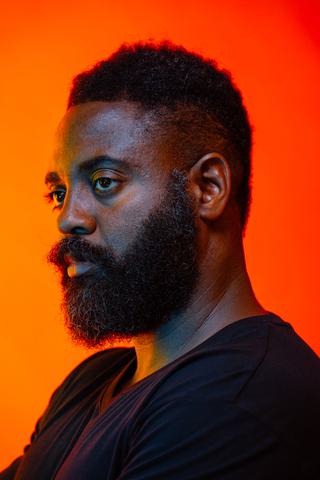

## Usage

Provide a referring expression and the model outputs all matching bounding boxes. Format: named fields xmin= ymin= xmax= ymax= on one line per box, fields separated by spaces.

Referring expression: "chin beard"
xmin=47 ymin=169 xmax=199 ymax=349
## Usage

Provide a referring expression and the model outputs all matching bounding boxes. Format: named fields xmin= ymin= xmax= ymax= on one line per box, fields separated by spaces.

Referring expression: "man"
xmin=1 ymin=41 xmax=319 ymax=479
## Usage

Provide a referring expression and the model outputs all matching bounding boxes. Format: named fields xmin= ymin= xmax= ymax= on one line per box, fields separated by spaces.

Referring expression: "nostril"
xmin=70 ymin=226 xmax=90 ymax=235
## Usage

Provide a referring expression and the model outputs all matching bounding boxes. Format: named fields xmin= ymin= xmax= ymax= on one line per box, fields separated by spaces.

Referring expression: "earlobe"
xmin=189 ymin=152 xmax=232 ymax=222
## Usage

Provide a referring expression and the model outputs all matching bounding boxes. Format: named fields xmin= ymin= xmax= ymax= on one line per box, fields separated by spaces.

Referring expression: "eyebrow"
xmin=44 ymin=171 xmax=62 ymax=186
xmin=44 ymin=155 xmax=134 ymax=186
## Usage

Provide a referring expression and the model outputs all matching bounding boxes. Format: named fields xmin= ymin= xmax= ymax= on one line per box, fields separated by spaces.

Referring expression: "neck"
xmin=127 ymin=242 xmax=267 ymax=385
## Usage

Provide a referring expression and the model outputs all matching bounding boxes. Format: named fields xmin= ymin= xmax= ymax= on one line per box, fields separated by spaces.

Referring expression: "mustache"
xmin=47 ymin=236 xmax=115 ymax=270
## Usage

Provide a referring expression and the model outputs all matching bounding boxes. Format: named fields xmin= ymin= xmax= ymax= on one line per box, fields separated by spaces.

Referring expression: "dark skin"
xmin=46 ymin=100 xmax=266 ymax=391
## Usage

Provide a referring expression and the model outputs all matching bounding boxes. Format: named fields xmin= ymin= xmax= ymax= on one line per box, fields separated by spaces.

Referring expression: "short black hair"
xmin=68 ymin=41 xmax=252 ymax=230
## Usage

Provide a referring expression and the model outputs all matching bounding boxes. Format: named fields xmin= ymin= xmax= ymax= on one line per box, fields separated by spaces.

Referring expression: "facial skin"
xmin=46 ymin=102 xmax=200 ymax=348
xmin=45 ymin=101 xmax=266 ymax=386
xmin=47 ymin=169 xmax=200 ymax=349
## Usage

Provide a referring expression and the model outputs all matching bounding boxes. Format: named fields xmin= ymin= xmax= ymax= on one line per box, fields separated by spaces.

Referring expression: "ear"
xmin=188 ymin=152 xmax=232 ymax=222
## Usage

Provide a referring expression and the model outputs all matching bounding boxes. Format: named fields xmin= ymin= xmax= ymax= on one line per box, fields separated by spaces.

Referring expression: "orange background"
xmin=1 ymin=0 xmax=319 ymax=469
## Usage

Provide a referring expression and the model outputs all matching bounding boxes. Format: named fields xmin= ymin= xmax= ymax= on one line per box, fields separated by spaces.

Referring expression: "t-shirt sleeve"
xmin=117 ymin=395 xmax=286 ymax=480
xmin=0 ymin=387 xmax=59 ymax=480
xmin=0 ymin=350 xmax=105 ymax=480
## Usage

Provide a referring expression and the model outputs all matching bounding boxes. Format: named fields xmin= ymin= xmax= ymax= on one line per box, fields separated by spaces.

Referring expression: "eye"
xmin=92 ymin=174 xmax=121 ymax=195
xmin=43 ymin=189 xmax=66 ymax=208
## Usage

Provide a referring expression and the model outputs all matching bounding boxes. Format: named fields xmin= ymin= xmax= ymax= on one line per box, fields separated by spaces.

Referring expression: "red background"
xmin=1 ymin=0 xmax=319 ymax=469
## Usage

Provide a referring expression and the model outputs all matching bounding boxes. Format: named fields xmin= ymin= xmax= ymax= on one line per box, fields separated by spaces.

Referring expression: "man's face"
xmin=46 ymin=101 xmax=199 ymax=348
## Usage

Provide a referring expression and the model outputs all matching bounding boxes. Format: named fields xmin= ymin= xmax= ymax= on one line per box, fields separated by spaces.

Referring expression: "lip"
xmin=64 ymin=255 xmax=96 ymax=278
xmin=67 ymin=262 xmax=96 ymax=278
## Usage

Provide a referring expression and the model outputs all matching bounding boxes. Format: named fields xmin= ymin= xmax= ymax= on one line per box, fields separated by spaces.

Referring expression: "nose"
xmin=57 ymin=188 xmax=97 ymax=236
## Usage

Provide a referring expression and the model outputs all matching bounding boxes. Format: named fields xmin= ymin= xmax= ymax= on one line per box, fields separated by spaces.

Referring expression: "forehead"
xmin=52 ymin=101 xmax=168 ymax=175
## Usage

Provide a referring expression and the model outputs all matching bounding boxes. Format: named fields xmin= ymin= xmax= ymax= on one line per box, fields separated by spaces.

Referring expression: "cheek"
xmin=97 ymin=186 xmax=161 ymax=256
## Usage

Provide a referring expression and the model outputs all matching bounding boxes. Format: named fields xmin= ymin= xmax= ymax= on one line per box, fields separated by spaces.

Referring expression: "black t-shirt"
xmin=1 ymin=313 xmax=320 ymax=479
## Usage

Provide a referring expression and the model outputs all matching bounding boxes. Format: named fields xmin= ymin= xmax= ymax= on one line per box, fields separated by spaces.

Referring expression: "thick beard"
xmin=47 ymin=169 xmax=199 ymax=349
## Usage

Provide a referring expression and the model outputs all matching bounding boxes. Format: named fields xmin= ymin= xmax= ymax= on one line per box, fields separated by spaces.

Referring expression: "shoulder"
xmin=149 ymin=313 xmax=319 ymax=402
xmin=235 ymin=313 xmax=320 ymax=409
xmin=135 ymin=313 xmax=320 ymax=442
xmin=235 ymin=314 xmax=320 ymax=431
xmin=127 ymin=315 xmax=320 ymax=477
